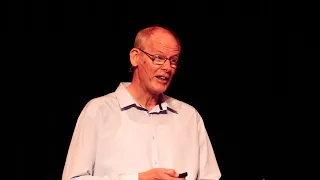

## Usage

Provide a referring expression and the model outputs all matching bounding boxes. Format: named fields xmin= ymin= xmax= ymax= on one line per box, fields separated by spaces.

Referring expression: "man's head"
xmin=129 ymin=25 xmax=181 ymax=95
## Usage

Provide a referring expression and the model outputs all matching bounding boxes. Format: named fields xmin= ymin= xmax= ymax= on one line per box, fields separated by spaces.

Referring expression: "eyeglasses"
xmin=138 ymin=48 xmax=181 ymax=69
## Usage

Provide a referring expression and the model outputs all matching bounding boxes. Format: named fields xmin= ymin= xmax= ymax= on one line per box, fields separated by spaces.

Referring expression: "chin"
xmin=154 ymin=86 xmax=169 ymax=94
xmin=151 ymin=81 xmax=171 ymax=94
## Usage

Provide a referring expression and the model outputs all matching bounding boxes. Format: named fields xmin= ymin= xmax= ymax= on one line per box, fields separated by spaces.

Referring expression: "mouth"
xmin=155 ymin=75 xmax=169 ymax=83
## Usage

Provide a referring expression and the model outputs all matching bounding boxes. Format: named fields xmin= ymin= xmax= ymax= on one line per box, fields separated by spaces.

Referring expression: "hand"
xmin=138 ymin=168 xmax=185 ymax=180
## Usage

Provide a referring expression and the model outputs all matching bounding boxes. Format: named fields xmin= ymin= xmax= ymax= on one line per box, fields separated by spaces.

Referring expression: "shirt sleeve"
xmin=61 ymin=100 xmax=139 ymax=180
xmin=69 ymin=173 xmax=138 ymax=180
xmin=196 ymin=112 xmax=222 ymax=180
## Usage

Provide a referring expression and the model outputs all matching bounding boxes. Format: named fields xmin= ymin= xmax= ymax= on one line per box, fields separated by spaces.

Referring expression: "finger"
xmin=165 ymin=169 xmax=178 ymax=177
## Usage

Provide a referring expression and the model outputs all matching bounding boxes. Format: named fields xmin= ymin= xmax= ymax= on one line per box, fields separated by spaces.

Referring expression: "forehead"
xmin=147 ymin=30 xmax=180 ymax=52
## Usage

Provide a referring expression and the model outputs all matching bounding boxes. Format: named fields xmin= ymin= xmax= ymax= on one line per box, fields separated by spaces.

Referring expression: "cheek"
xmin=151 ymin=66 xmax=162 ymax=75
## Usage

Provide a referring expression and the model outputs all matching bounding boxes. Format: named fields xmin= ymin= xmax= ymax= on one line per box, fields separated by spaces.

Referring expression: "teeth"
xmin=157 ymin=76 xmax=167 ymax=80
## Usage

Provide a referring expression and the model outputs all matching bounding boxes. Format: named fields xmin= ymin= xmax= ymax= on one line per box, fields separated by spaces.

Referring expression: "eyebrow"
xmin=154 ymin=50 xmax=179 ymax=57
xmin=154 ymin=50 xmax=165 ymax=54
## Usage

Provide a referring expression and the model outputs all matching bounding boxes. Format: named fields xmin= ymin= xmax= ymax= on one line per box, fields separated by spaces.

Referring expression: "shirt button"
xmin=154 ymin=161 xmax=157 ymax=165
xmin=152 ymin=136 xmax=155 ymax=140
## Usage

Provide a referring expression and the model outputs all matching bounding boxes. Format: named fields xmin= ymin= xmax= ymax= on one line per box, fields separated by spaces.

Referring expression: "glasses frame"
xmin=138 ymin=48 xmax=181 ymax=69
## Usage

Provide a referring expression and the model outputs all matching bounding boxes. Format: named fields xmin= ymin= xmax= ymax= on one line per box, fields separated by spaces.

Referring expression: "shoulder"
xmin=81 ymin=92 xmax=119 ymax=116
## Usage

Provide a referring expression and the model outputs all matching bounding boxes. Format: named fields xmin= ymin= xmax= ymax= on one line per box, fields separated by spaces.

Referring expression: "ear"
xmin=129 ymin=48 xmax=139 ymax=67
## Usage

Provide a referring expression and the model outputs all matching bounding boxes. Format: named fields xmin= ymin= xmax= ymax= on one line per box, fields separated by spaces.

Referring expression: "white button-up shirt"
xmin=62 ymin=82 xmax=221 ymax=180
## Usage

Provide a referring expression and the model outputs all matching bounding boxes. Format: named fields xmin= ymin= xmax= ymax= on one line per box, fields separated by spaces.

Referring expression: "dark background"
xmin=7 ymin=0 xmax=319 ymax=180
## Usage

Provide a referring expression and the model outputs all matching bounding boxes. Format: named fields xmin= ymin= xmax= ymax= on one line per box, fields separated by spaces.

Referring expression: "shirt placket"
xmin=148 ymin=112 xmax=159 ymax=168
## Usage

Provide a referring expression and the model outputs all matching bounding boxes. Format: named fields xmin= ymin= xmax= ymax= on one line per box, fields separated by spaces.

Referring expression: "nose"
xmin=161 ymin=59 xmax=172 ymax=71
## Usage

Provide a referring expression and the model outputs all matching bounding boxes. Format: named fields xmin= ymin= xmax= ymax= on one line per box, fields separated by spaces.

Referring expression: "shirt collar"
xmin=114 ymin=82 xmax=178 ymax=114
xmin=114 ymin=82 xmax=136 ymax=109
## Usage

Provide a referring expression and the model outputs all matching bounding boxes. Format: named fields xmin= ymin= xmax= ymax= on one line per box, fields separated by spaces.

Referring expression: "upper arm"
xmin=196 ymin=112 xmax=222 ymax=180
xmin=62 ymin=99 xmax=103 ymax=180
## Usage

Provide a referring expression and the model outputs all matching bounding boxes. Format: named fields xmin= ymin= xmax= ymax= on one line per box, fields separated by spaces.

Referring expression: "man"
xmin=62 ymin=25 xmax=221 ymax=180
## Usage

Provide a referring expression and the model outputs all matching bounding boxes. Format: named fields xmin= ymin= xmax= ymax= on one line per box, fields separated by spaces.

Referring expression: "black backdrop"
xmin=9 ymin=0 xmax=319 ymax=180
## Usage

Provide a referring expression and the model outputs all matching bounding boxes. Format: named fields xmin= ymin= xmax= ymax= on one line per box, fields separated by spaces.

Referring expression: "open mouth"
xmin=155 ymin=75 xmax=169 ymax=81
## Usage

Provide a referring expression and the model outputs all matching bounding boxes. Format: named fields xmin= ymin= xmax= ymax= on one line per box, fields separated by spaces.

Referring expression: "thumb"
xmin=165 ymin=169 xmax=179 ymax=177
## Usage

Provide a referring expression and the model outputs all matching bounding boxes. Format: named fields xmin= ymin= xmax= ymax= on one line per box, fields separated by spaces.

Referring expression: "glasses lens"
xmin=153 ymin=55 xmax=165 ymax=65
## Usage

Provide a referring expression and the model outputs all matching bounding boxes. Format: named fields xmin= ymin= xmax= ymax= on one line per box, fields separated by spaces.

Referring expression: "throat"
xmin=139 ymin=96 xmax=159 ymax=111
xmin=126 ymin=84 xmax=160 ymax=111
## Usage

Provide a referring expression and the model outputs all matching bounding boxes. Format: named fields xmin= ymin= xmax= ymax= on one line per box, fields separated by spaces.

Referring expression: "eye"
xmin=154 ymin=55 xmax=166 ymax=60
xmin=154 ymin=54 xmax=167 ymax=61
xmin=170 ymin=58 xmax=179 ymax=63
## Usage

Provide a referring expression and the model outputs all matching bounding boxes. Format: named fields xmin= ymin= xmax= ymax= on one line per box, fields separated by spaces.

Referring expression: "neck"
xmin=126 ymin=81 xmax=160 ymax=111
